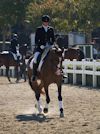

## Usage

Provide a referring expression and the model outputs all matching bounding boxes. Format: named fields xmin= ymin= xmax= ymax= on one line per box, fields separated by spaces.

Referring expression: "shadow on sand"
xmin=16 ymin=113 xmax=54 ymax=123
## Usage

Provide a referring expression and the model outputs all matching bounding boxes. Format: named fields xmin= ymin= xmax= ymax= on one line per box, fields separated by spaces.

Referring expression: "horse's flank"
xmin=0 ymin=53 xmax=16 ymax=67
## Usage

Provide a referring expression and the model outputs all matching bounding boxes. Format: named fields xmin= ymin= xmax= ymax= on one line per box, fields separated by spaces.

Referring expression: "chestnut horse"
xmin=0 ymin=44 xmax=27 ymax=82
xmin=55 ymin=35 xmax=84 ymax=61
xmin=64 ymin=47 xmax=84 ymax=61
xmin=27 ymin=47 xmax=64 ymax=117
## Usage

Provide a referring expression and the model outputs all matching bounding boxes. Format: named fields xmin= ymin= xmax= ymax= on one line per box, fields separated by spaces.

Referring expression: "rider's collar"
xmin=42 ymin=25 xmax=49 ymax=32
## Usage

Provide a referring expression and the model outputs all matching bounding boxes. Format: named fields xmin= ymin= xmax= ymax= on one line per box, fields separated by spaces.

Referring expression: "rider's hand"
xmin=40 ymin=45 xmax=45 ymax=49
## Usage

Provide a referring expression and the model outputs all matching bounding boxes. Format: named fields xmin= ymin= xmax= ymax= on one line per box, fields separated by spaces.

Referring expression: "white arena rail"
xmin=0 ymin=66 xmax=15 ymax=78
xmin=63 ymin=59 xmax=100 ymax=87
xmin=0 ymin=59 xmax=100 ymax=87
xmin=0 ymin=59 xmax=28 ymax=78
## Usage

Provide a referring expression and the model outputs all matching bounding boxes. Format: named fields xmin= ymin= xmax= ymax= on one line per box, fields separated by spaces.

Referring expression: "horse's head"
xmin=19 ymin=44 xmax=28 ymax=56
xmin=51 ymin=46 xmax=63 ymax=57
xmin=47 ymin=47 xmax=63 ymax=71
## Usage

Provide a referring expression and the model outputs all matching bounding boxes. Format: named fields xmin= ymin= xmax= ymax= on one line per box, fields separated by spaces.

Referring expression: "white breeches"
xmin=34 ymin=51 xmax=40 ymax=63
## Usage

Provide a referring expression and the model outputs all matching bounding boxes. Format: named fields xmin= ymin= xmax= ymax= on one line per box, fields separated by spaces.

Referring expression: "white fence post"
xmin=11 ymin=67 xmax=15 ymax=78
xmin=90 ymin=45 xmax=93 ymax=59
xmin=3 ymin=69 xmax=6 ymax=76
xmin=62 ymin=59 xmax=100 ymax=87
xmin=63 ymin=59 xmax=68 ymax=83
xmin=0 ymin=67 xmax=15 ymax=78
xmin=73 ymin=59 xmax=77 ymax=84
xmin=93 ymin=60 xmax=97 ymax=87
xmin=82 ymin=59 xmax=86 ymax=86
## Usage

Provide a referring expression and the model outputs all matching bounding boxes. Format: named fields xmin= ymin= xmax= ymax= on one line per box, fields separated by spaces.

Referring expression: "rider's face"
xmin=43 ymin=21 xmax=49 ymax=26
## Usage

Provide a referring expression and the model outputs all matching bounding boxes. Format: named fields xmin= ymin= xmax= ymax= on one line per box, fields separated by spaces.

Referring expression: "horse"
xmin=64 ymin=47 xmax=85 ymax=61
xmin=0 ymin=44 xmax=28 ymax=82
xmin=55 ymin=35 xmax=84 ymax=61
xmin=27 ymin=46 xmax=64 ymax=117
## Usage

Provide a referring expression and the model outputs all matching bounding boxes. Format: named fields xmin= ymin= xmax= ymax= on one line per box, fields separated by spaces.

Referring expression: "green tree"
xmin=0 ymin=0 xmax=33 ymax=48
xmin=0 ymin=0 xmax=99 ymax=47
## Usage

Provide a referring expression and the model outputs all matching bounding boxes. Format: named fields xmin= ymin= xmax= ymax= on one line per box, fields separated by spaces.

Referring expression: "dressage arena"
xmin=0 ymin=77 xmax=100 ymax=134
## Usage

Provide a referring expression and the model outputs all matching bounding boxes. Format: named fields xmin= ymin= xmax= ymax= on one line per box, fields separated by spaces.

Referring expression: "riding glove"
xmin=40 ymin=45 xmax=45 ymax=49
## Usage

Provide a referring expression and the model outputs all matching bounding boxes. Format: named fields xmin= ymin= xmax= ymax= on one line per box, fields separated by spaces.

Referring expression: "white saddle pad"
xmin=29 ymin=57 xmax=35 ymax=69
xmin=11 ymin=52 xmax=22 ymax=60
xmin=1 ymin=51 xmax=9 ymax=54
xmin=37 ymin=46 xmax=51 ymax=72
xmin=29 ymin=46 xmax=51 ymax=71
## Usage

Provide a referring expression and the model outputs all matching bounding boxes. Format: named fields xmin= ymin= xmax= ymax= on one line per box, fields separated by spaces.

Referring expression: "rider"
xmin=10 ymin=33 xmax=20 ymax=61
xmin=32 ymin=15 xmax=55 ymax=81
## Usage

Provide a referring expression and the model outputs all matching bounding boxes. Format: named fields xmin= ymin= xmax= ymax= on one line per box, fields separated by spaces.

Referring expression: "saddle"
xmin=1 ymin=51 xmax=9 ymax=54
xmin=29 ymin=46 xmax=52 ymax=71
xmin=9 ymin=51 xmax=22 ymax=61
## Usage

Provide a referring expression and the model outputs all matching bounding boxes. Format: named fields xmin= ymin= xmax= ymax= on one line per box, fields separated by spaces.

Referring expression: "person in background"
xmin=10 ymin=33 xmax=18 ymax=54
xmin=10 ymin=33 xmax=20 ymax=62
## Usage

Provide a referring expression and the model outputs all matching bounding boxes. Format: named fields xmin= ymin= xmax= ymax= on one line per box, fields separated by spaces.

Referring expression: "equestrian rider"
xmin=10 ymin=33 xmax=20 ymax=62
xmin=32 ymin=15 xmax=55 ymax=81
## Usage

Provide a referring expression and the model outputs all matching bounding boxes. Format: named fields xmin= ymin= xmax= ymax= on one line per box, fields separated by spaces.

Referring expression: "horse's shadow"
xmin=16 ymin=113 xmax=54 ymax=123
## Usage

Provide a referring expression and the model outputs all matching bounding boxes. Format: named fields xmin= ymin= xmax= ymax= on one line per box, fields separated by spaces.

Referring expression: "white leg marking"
xmin=59 ymin=101 xmax=63 ymax=109
xmin=37 ymin=99 xmax=42 ymax=114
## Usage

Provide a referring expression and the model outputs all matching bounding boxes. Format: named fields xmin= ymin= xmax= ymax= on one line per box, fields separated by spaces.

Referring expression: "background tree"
xmin=0 ymin=0 xmax=33 ymax=48
xmin=0 ymin=0 xmax=100 ymax=48
xmin=26 ymin=0 xmax=100 ymax=34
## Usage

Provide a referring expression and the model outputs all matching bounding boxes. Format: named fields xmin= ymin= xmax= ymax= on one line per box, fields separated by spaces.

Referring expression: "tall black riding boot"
xmin=32 ymin=63 xmax=38 ymax=81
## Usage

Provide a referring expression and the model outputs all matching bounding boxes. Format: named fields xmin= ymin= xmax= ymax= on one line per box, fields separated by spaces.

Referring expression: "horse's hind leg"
xmin=15 ymin=66 xmax=20 ymax=83
xmin=44 ymin=87 xmax=50 ymax=113
xmin=57 ymin=84 xmax=64 ymax=117
xmin=35 ymin=91 xmax=42 ymax=114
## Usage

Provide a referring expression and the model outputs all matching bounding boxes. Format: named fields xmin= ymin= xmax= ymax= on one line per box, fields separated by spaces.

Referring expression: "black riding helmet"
xmin=42 ymin=15 xmax=50 ymax=22
xmin=12 ymin=33 xmax=18 ymax=39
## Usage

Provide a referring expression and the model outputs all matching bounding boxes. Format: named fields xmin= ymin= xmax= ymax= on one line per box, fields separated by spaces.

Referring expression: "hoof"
xmin=8 ymin=79 xmax=11 ymax=82
xmin=43 ymin=108 xmax=48 ymax=113
xmin=16 ymin=80 xmax=19 ymax=83
xmin=60 ymin=112 xmax=64 ymax=118
xmin=24 ymin=79 xmax=26 ymax=82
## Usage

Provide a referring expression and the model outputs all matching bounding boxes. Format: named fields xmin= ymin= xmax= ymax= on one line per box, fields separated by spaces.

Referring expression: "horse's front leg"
xmin=35 ymin=91 xmax=42 ymax=114
xmin=44 ymin=87 xmax=50 ymax=113
xmin=6 ymin=67 xmax=11 ymax=82
xmin=15 ymin=66 xmax=20 ymax=83
xmin=58 ymin=84 xmax=64 ymax=117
